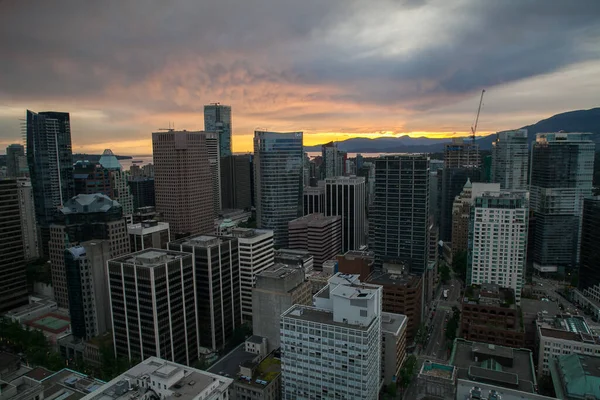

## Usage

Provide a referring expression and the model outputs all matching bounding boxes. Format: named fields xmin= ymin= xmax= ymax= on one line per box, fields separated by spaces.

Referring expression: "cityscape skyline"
xmin=1 ymin=1 xmax=599 ymax=154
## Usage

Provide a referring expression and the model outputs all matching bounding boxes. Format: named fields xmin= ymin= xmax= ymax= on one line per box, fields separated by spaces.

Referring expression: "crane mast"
xmin=471 ymin=89 xmax=485 ymax=144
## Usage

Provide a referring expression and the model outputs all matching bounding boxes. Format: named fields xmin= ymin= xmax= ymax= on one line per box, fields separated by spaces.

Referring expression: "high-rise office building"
xmin=73 ymin=160 xmax=113 ymax=197
xmin=204 ymin=103 xmax=232 ymax=157
xmin=17 ymin=178 xmax=39 ymax=260
xmin=128 ymin=220 xmax=171 ymax=251
xmin=370 ymin=155 xmax=429 ymax=273
xmin=321 ymin=142 xmax=345 ymax=178
xmin=530 ymin=133 xmax=595 ymax=274
xmin=0 ymin=179 xmax=28 ymax=313
xmin=280 ymin=273 xmax=382 ymax=399
xmin=98 ymin=149 xmax=134 ymax=218
xmin=49 ymin=193 xmax=130 ymax=308
xmin=108 ymin=249 xmax=198 ymax=365
xmin=578 ymin=197 xmax=600 ymax=301
xmin=252 ymin=264 xmax=311 ymax=352
xmin=128 ymin=176 xmax=155 ymax=209
xmin=152 ymin=130 xmax=214 ymax=237
xmin=65 ymin=240 xmax=111 ymax=339
xmin=254 ymin=131 xmax=303 ymax=248
xmin=203 ymin=132 xmax=222 ymax=214
xmin=220 ymin=154 xmax=252 ymax=210
xmin=491 ymin=129 xmax=529 ymax=190
xmin=6 ymin=144 xmax=26 ymax=178
xmin=325 ymin=176 xmax=366 ymax=253
xmin=303 ymin=182 xmax=325 ymax=216
xmin=288 ymin=213 xmax=342 ymax=268
xmin=227 ymin=228 xmax=274 ymax=322
xmin=357 ymin=161 xmax=376 ymax=207
xmin=467 ymin=191 xmax=529 ymax=304
xmin=451 ymin=181 xmax=500 ymax=255
xmin=444 ymin=138 xmax=480 ymax=168
xmin=439 ymin=167 xmax=481 ymax=242
xmin=26 ymin=110 xmax=75 ymax=257
xmin=168 ymin=235 xmax=241 ymax=351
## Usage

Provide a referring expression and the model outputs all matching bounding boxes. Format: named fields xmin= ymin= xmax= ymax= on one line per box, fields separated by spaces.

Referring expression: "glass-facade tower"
xmin=491 ymin=129 xmax=529 ymax=190
xmin=254 ymin=131 xmax=303 ymax=248
xmin=204 ymin=103 xmax=232 ymax=157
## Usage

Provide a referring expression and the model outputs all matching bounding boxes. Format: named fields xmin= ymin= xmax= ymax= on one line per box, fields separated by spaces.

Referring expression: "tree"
xmin=415 ymin=323 xmax=428 ymax=346
xmin=398 ymin=355 xmax=417 ymax=388
xmin=387 ymin=383 xmax=397 ymax=397
xmin=440 ymin=264 xmax=451 ymax=284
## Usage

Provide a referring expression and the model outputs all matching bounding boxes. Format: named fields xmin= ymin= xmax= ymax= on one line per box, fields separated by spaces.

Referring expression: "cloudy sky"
xmin=1 ymin=0 xmax=599 ymax=154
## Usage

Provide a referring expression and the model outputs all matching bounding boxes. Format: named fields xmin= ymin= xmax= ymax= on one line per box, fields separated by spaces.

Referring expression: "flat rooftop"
xmin=520 ymin=298 xmax=560 ymax=317
xmin=463 ymin=283 xmax=516 ymax=309
xmin=207 ymin=343 xmax=258 ymax=379
xmin=113 ymin=249 xmax=190 ymax=267
xmin=275 ymin=249 xmax=313 ymax=261
xmin=176 ymin=235 xmax=224 ymax=248
xmin=3 ymin=297 xmax=56 ymax=319
xmin=420 ymin=362 xmax=455 ymax=380
xmin=84 ymin=357 xmax=232 ymax=400
xmin=228 ymin=227 xmax=272 ymax=239
xmin=289 ymin=213 xmax=340 ymax=227
xmin=538 ymin=314 xmax=600 ymax=344
xmin=26 ymin=313 xmax=70 ymax=334
xmin=127 ymin=221 xmax=169 ymax=235
xmin=282 ymin=305 xmax=374 ymax=330
xmin=42 ymin=369 xmax=105 ymax=400
xmin=367 ymin=270 xmax=421 ymax=287
xmin=450 ymin=339 xmax=536 ymax=393
xmin=381 ymin=312 xmax=407 ymax=335
xmin=257 ymin=263 xmax=300 ymax=279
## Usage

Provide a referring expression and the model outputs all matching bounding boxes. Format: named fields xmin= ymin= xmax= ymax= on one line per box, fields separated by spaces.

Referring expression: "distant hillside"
xmin=304 ymin=107 xmax=600 ymax=153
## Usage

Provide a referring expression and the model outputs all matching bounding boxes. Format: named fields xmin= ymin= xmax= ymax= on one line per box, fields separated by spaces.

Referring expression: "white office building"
xmin=325 ymin=176 xmax=366 ymax=253
xmin=491 ymin=129 xmax=529 ymax=190
xmin=81 ymin=357 xmax=233 ymax=400
xmin=468 ymin=191 xmax=529 ymax=304
xmin=280 ymin=273 xmax=382 ymax=400
xmin=228 ymin=228 xmax=274 ymax=322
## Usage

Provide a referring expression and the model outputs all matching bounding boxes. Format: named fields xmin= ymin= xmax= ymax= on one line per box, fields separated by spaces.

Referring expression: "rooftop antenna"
xmin=158 ymin=121 xmax=175 ymax=131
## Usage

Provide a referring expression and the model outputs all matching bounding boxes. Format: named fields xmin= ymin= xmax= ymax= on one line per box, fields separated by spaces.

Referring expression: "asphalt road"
xmin=421 ymin=276 xmax=462 ymax=360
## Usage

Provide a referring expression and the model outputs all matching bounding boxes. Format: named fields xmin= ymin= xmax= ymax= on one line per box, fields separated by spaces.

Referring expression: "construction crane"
xmin=158 ymin=122 xmax=175 ymax=131
xmin=471 ymin=89 xmax=486 ymax=145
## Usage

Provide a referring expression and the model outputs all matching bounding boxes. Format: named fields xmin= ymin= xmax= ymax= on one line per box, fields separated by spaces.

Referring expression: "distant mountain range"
xmin=304 ymin=107 xmax=600 ymax=153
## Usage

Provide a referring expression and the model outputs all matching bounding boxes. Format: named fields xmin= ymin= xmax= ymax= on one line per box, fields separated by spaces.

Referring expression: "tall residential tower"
xmin=491 ymin=129 xmax=529 ymax=190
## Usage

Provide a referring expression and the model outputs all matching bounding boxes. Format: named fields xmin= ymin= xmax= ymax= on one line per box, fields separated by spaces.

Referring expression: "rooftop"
xmin=42 ymin=368 xmax=105 ymax=400
xmin=537 ymin=314 xmax=600 ymax=344
xmin=463 ymin=283 xmax=516 ymax=309
xmin=419 ymin=361 xmax=456 ymax=380
xmin=340 ymin=250 xmax=374 ymax=261
xmin=282 ymin=305 xmax=374 ymax=330
xmin=449 ymin=339 xmax=536 ymax=393
xmin=61 ymin=194 xmax=121 ymax=215
xmin=236 ymin=355 xmax=282 ymax=388
xmin=257 ymin=263 xmax=300 ymax=280
xmin=127 ymin=220 xmax=169 ymax=235
xmin=289 ymin=213 xmax=341 ymax=227
xmin=26 ymin=313 xmax=70 ymax=334
xmin=173 ymin=235 xmax=229 ymax=248
xmin=228 ymin=227 xmax=273 ymax=239
xmin=550 ymin=353 xmax=600 ymax=400
xmin=83 ymin=357 xmax=232 ymax=400
xmin=381 ymin=312 xmax=407 ymax=335
xmin=367 ymin=270 xmax=421 ymax=288
xmin=207 ymin=343 xmax=259 ymax=379
xmin=3 ymin=296 xmax=57 ymax=320
xmin=275 ymin=248 xmax=313 ymax=262
xmin=112 ymin=249 xmax=190 ymax=268
xmin=520 ymin=298 xmax=560 ymax=318
xmin=98 ymin=149 xmax=122 ymax=170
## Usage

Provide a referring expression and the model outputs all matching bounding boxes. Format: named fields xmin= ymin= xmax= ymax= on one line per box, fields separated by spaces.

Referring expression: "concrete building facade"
xmin=381 ymin=312 xmax=407 ymax=386
xmin=221 ymin=154 xmax=252 ymax=211
xmin=280 ymin=274 xmax=382 ymax=400
xmin=128 ymin=220 xmax=171 ymax=251
xmin=17 ymin=178 xmax=39 ymax=260
xmin=108 ymin=249 xmax=199 ymax=365
xmin=169 ymin=235 xmax=241 ymax=351
xmin=325 ymin=176 xmax=366 ymax=253
xmin=336 ymin=250 xmax=374 ymax=281
xmin=252 ymin=264 xmax=311 ymax=352
xmin=228 ymin=228 xmax=274 ymax=322
xmin=152 ymin=130 xmax=214 ymax=237
xmin=288 ymin=213 xmax=342 ymax=269
xmin=491 ymin=129 xmax=529 ymax=190
xmin=303 ymin=183 xmax=325 ymax=216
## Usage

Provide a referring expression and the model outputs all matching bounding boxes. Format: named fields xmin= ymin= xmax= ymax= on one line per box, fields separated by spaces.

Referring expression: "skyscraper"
xmin=6 ymin=144 xmax=25 ymax=178
xmin=444 ymin=138 xmax=480 ymax=168
xmin=204 ymin=103 xmax=232 ymax=157
xmin=220 ymin=155 xmax=252 ymax=210
xmin=98 ymin=149 xmax=134 ymax=218
xmin=321 ymin=142 xmax=344 ymax=178
xmin=152 ymin=130 xmax=214 ymax=237
xmin=49 ymin=193 xmax=130 ymax=308
xmin=530 ymin=133 xmax=595 ymax=274
xmin=202 ymin=132 xmax=222 ymax=214
xmin=303 ymin=182 xmax=325 ymax=216
xmin=370 ymin=155 xmax=429 ymax=273
xmin=65 ymin=240 xmax=111 ymax=339
xmin=467 ymin=191 xmax=529 ymax=304
xmin=325 ymin=176 xmax=366 ymax=253
xmin=439 ymin=167 xmax=481 ymax=242
xmin=288 ymin=213 xmax=342 ymax=268
xmin=17 ymin=178 xmax=39 ymax=260
xmin=128 ymin=176 xmax=155 ymax=209
xmin=254 ymin=131 xmax=303 ymax=248
xmin=578 ymin=197 xmax=600 ymax=301
xmin=168 ymin=235 xmax=241 ymax=351
xmin=280 ymin=273 xmax=382 ymax=400
xmin=26 ymin=110 xmax=75 ymax=257
xmin=228 ymin=228 xmax=274 ymax=322
xmin=108 ymin=249 xmax=198 ymax=365
xmin=0 ymin=179 xmax=28 ymax=313
xmin=491 ymin=129 xmax=529 ymax=190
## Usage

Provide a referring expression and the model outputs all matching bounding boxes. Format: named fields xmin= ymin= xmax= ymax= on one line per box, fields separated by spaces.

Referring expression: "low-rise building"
xmin=288 ymin=213 xmax=342 ymax=269
xmin=416 ymin=361 xmax=457 ymax=400
xmin=81 ymin=357 xmax=233 ymax=400
xmin=461 ymin=284 xmax=525 ymax=348
xmin=367 ymin=270 xmax=422 ymax=341
xmin=128 ymin=220 xmax=171 ymax=251
xmin=40 ymin=368 xmax=106 ymax=400
xmin=336 ymin=250 xmax=374 ymax=281
xmin=231 ymin=353 xmax=282 ymax=400
xmin=3 ymin=296 xmax=58 ymax=324
xmin=520 ymin=299 xmax=560 ymax=350
xmin=381 ymin=312 xmax=407 ymax=386
xmin=25 ymin=312 xmax=71 ymax=349
xmin=536 ymin=314 xmax=600 ymax=377
xmin=449 ymin=338 xmax=539 ymax=394
xmin=274 ymin=249 xmax=314 ymax=274
xmin=549 ymin=353 xmax=600 ymax=400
